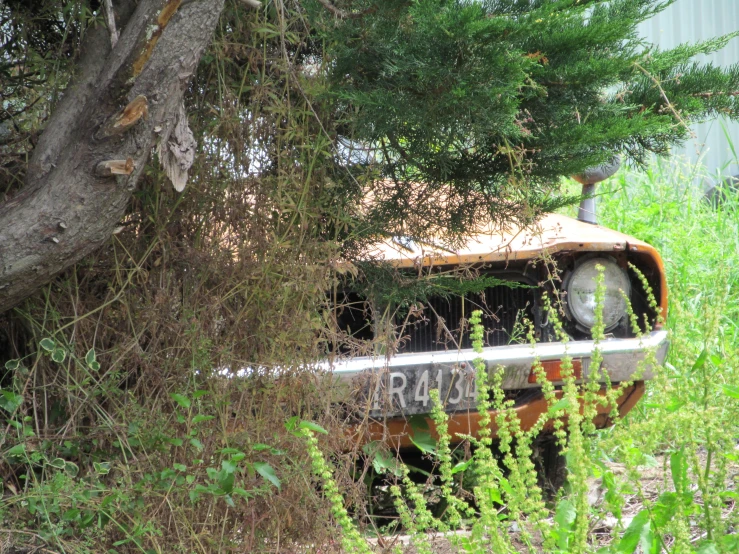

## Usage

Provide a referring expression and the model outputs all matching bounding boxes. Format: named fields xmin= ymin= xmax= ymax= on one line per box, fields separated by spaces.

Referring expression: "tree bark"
xmin=0 ymin=0 xmax=226 ymax=313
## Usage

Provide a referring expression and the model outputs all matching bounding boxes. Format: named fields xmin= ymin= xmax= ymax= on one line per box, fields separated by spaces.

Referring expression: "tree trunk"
xmin=0 ymin=0 xmax=226 ymax=313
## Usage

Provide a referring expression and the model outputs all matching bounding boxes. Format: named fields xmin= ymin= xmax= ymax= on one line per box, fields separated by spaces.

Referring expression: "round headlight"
xmin=565 ymin=257 xmax=630 ymax=331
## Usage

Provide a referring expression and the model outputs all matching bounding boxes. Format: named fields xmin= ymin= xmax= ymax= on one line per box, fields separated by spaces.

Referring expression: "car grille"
xmin=395 ymin=281 xmax=537 ymax=353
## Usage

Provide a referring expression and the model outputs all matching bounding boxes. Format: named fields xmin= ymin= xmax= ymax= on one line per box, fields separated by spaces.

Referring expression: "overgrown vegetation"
xmin=2 ymin=0 xmax=739 ymax=552
xmin=304 ymin=158 xmax=739 ymax=553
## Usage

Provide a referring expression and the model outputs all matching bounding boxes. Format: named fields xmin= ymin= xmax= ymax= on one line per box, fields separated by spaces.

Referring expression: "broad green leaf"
xmin=224 ymin=495 xmax=236 ymax=508
xmin=4 ymin=359 xmax=20 ymax=370
xmin=39 ymin=338 xmax=55 ymax=352
xmin=170 ymin=393 xmax=191 ymax=409
xmin=173 ymin=463 xmax=187 ymax=472
xmin=408 ymin=414 xmax=431 ymax=433
xmin=220 ymin=447 xmax=241 ymax=455
xmin=616 ymin=509 xmax=651 ymax=553
xmin=7 ymin=443 xmax=26 ymax=456
xmin=488 ymin=487 xmax=502 ymax=505
xmin=722 ymin=384 xmax=739 ymax=399
xmin=218 ymin=471 xmax=235 ymax=494
xmin=252 ymin=443 xmax=271 ymax=451
xmin=63 ymin=508 xmax=81 ymax=521
xmin=51 ymin=348 xmax=66 ymax=363
xmin=298 ymin=420 xmax=328 ymax=434
xmin=189 ymin=438 xmax=204 ymax=451
xmin=192 ymin=390 xmax=209 ymax=399
xmin=409 ymin=430 xmax=436 ymax=454
xmin=94 ymin=461 xmax=111 ymax=475
xmin=695 ymin=541 xmax=720 ymax=554
xmin=222 ymin=459 xmax=237 ymax=474
xmin=254 ymin=461 xmax=280 ymax=489
xmin=85 ymin=349 xmax=96 ymax=366
xmin=554 ymin=499 xmax=576 ymax=549
xmin=192 ymin=414 xmax=214 ymax=424
xmin=0 ymin=390 xmax=23 ymax=412
xmin=554 ymin=499 xmax=576 ymax=529
xmin=64 ymin=461 xmax=79 ymax=477
xmin=89 ymin=361 xmax=101 ymax=371
xmin=48 ymin=457 xmax=66 ymax=469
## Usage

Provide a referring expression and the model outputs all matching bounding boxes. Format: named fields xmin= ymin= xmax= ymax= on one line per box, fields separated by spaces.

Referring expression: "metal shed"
xmin=638 ymin=0 xmax=739 ymax=182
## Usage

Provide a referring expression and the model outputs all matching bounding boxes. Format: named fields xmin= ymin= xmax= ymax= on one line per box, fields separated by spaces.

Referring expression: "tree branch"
xmin=0 ymin=0 xmax=227 ymax=313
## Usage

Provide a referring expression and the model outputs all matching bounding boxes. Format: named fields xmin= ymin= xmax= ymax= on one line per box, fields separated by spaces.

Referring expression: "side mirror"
xmin=572 ymin=155 xmax=621 ymax=225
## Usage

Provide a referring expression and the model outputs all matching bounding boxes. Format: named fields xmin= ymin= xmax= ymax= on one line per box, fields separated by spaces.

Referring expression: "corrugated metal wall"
xmin=637 ymin=0 xmax=739 ymax=183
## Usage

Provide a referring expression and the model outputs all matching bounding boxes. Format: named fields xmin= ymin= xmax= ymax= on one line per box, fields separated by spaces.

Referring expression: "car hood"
xmin=367 ymin=213 xmax=657 ymax=268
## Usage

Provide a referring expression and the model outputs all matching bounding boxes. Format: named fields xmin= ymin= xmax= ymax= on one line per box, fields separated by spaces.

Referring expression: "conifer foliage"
xmin=311 ymin=0 xmax=739 ymax=236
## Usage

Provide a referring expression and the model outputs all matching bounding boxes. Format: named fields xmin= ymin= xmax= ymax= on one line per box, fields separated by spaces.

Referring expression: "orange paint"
xmin=528 ymin=359 xmax=582 ymax=384
xmin=354 ymin=382 xmax=645 ymax=450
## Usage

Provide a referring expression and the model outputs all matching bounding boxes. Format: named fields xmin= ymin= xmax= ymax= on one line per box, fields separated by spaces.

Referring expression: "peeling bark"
xmin=0 ymin=0 xmax=226 ymax=313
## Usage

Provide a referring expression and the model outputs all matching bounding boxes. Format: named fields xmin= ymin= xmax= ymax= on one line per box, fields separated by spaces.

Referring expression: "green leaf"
xmin=548 ymin=397 xmax=571 ymax=414
xmin=89 ymin=361 xmax=101 ymax=371
xmin=48 ymin=457 xmax=66 ymax=469
xmin=4 ymin=359 xmax=20 ymax=370
xmin=690 ymin=348 xmax=708 ymax=374
xmin=64 ymin=461 xmax=80 ymax=477
xmin=220 ymin=447 xmax=242 ymax=455
xmin=192 ymin=414 xmax=214 ymax=424
xmin=254 ymin=461 xmax=280 ymax=489
xmin=222 ymin=460 xmax=237 ymax=474
xmin=170 ymin=393 xmax=191 ymax=409
xmin=670 ymin=450 xmax=687 ymax=491
xmin=616 ymin=509 xmax=651 ymax=553
xmin=94 ymin=461 xmax=111 ymax=475
xmin=0 ymin=390 xmax=23 ymax=412
xmin=218 ymin=471 xmax=235 ymax=494
xmin=298 ymin=420 xmax=328 ymax=434
xmin=409 ymin=430 xmax=436 ymax=454
xmin=252 ymin=443 xmax=271 ymax=451
xmin=173 ymin=463 xmax=187 ymax=472
xmin=284 ymin=415 xmax=300 ymax=431
xmin=554 ymin=499 xmax=576 ymax=529
xmin=39 ymin=338 xmax=55 ymax=352
xmin=85 ymin=348 xmax=96 ymax=366
xmin=192 ymin=390 xmax=209 ymax=399
xmin=722 ymin=384 xmax=739 ymax=399
xmin=695 ymin=541 xmax=720 ymax=554
xmin=7 ymin=443 xmax=25 ymax=456
xmin=224 ymin=495 xmax=236 ymax=508
xmin=189 ymin=438 xmax=204 ymax=451
xmin=408 ymin=414 xmax=430 ymax=433
xmin=451 ymin=458 xmax=474 ymax=474
xmin=63 ymin=508 xmax=81 ymax=521
xmin=553 ymin=499 xmax=576 ymax=549
xmin=51 ymin=348 xmax=66 ymax=363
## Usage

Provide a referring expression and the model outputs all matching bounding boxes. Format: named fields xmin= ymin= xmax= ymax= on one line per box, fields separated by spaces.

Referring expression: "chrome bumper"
xmin=323 ymin=330 xmax=668 ymax=394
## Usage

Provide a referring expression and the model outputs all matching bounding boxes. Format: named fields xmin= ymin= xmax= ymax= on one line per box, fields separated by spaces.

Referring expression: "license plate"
xmin=366 ymin=365 xmax=479 ymax=417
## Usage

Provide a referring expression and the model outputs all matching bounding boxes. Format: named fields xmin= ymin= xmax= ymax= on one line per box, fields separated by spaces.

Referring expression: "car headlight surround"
xmin=564 ymin=257 xmax=631 ymax=332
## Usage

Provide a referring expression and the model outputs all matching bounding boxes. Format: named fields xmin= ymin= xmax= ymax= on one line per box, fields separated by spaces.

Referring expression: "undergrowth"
xmin=302 ymin=156 xmax=739 ymax=554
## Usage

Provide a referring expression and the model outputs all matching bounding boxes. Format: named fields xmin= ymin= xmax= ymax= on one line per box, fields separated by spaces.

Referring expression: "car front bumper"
xmin=324 ymin=330 xmax=669 ymax=418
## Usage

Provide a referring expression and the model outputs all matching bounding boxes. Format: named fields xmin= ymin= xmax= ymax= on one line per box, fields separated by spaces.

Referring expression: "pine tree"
xmin=310 ymin=0 xmax=739 ymax=239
